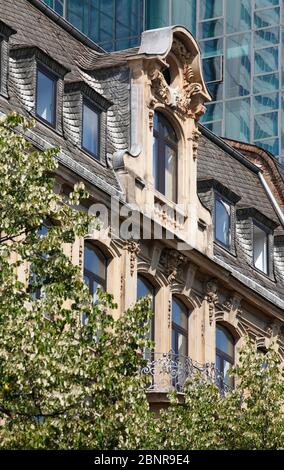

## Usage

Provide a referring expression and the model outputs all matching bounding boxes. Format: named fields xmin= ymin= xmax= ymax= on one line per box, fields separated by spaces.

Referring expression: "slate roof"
xmin=0 ymin=0 xmax=130 ymax=192
xmin=197 ymin=126 xmax=284 ymax=301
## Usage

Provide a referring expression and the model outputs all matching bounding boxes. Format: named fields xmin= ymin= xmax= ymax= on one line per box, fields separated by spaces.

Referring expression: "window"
xmin=137 ymin=275 xmax=155 ymax=342
xmin=216 ymin=325 xmax=234 ymax=390
xmin=253 ymin=223 xmax=268 ymax=274
xmin=153 ymin=112 xmax=178 ymax=202
xmin=36 ymin=65 xmax=57 ymax=126
xmin=83 ymin=242 xmax=107 ymax=303
xmin=215 ymin=196 xmax=231 ymax=248
xmin=82 ymin=100 xmax=100 ymax=158
xmin=171 ymin=297 xmax=188 ymax=358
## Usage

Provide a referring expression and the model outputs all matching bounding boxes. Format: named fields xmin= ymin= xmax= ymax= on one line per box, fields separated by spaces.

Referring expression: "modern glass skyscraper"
xmin=41 ymin=0 xmax=284 ymax=162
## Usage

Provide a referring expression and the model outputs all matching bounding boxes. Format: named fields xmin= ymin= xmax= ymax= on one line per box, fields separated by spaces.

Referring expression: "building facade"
xmin=39 ymin=0 xmax=284 ymax=162
xmin=1 ymin=0 xmax=284 ymax=411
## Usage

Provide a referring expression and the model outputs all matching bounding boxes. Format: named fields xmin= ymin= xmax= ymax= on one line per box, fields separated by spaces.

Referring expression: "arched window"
xmin=172 ymin=297 xmax=188 ymax=358
xmin=153 ymin=112 xmax=178 ymax=202
xmin=216 ymin=325 xmax=234 ymax=389
xmin=137 ymin=275 xmax=155 ymax=342
xmin=84 ymin=242 xmax=107 ymax=303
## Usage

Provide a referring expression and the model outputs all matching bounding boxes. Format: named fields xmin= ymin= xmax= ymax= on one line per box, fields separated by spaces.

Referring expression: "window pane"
xmin=216 ymin=326 xmax=234 ymax=358
xmin=200 ymin=38 xmax=223 ymax=58
xmin=200 ymin=0 xmax=223 ymax=20
xmin=203 ymin=101 xmax=223 ymax=122
xmin=165 ymin=145 xmax=177 ymax=202
xmin=177 ymin=332 xmax=187 ymax=356
xmin=207 ymin=82 xmax=223 ymax=101
xmin=84 ymin=244 xmax=106 ymax=280
xmin=146 ymin=0 xmax=169 ymax=28
xmin=172 ymin=0 xmax=197 ymax=37
xmin=36 ymin=69 xmax=56 ymax=125
xmin=203 ymin=121 xmax=223 ymax=135
xmin=254 ymin=7 xmax=280 ymax=29
xmin=225 ymin=98 xmax=250 ymax=142
xmin=202 ymin=56 xmax=222 ymax=83
xmin=254 ymin=138 xmax=279 ymax=156
xmin=226 ymin=33 xmax=251 ymax=98
xmin=253 ymin=224 xmax=268 ymax=273
xmin=199 ymin=18 xmax=223 ymax=39
xmin=254 ymin=111 xmax=278 ymax=140
xmin=254 ymin=47 xmax=278 ymax=75
xmin=253 ymin=72 xmax=279 ymax=93
xmin=215 ymin=198 xmax=231 ymax=246
xmin=254 ymin=27 xmax=279 ymax=49
xmin=82 ymin=103 xmax=99 ymax=156
xmin=254 ymin=92 xmax=279 ymax=113
xmin=153 ymin=136 xmax=159 ymax=191
xmin=255 ymin=0 xmax=279 ymax=8
xmin=226 ymin=0 xmax=251 ymax=34
xmin=172 ymin=298 xmax=188 ymax=330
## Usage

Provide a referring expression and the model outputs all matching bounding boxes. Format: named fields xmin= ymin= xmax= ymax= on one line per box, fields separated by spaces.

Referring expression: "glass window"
xmin=137 ymin=275 xmax=155 ymax=343
xmin=226 ymin=33 xmax=251 ymax=98
xmin=254 ymin=92 xmax=279 ymax=113
xmin=202 ymin=56 xmax=223 ymax=83
xmin=84 ymin=242 xmax=107 ymax=303
xmin=253 ymin=224 xmax=268 ymax=273
xmin=82 ymin=101 xmax=99 ymax=158
xmin=253 ymin=72 xmax=279 ymax=93
xmin=200 ymin=38 xmax=223 ymax=58
xmin=146 ymin=0 xmax=169 ymax=28
xmin=207 ymin=82 xmax=223 ymax=101
xmin=255 ymin=0 xmax=279 ymax=9
xmin=216 ymin=325 xmax=234 ymax=390
xmin=200 ymin=0 xmax=223 ymax=20
xmin=254 ymin=7 xmax=280 ymax=29
xmin=202 ymin=121 xmax=223 ymax=135
xmin=153 ymin=112 xmax=178 ymax=202
xmin=215 ymin=196 xmax=231 ymax=248
xmin=254 ymin=137 xmax=279 ymax=157
xmin=225 ymin=98 xmax=251 ymax=142
xmin=254 ymin=47 xmax=278 ymax=75
xmin=199 ymin=18 xmax=223 ymax=39
xmin=172 ymin=0 xmax=197 ymax=37
xmin=36 ymin=67 xmax=56 ymax=126
xmin=254 ymin=27 xmax=279 ymax=49
xmin=254 ymin=111 xmax=278 ymax=139
xmin=226 ymin=0 xmax=251 ymax=34
xmin=172 ymin=297 xmax=188 ymax=358
xmin=203 ymin=101 xmax=223 ymax=122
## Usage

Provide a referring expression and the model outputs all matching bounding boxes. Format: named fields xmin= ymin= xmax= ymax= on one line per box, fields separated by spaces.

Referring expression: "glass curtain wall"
xmin=41 ymin=0 xmax=284 ymax=161
xmin=199 ymin=0 xmax=283 ymax=161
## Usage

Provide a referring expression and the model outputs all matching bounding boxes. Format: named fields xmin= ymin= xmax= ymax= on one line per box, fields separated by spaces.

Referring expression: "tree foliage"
xmin=0 ymin=113 xmax=284 ymax=450
xmin=0 ymin=113 xmax=152 ymax=449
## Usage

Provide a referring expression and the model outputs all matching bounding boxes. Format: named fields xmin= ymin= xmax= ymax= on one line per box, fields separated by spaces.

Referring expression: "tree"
xmin=147 ymin=339 xmax=284 ymax=450
xmin=0 ymin=113 xmax=153 ymax=449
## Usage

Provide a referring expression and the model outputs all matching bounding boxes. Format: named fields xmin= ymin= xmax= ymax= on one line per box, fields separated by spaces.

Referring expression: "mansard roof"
xmin=197 ymin=125 xmax=284 ymax=302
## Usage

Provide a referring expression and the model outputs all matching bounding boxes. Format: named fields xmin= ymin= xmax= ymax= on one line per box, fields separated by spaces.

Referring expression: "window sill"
xmin=213 ymin=240 xmax=236 ymax=258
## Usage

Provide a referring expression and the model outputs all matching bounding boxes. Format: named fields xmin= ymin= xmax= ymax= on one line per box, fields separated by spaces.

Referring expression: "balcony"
xmin=141 ymin=351 xmax=232 ymax=395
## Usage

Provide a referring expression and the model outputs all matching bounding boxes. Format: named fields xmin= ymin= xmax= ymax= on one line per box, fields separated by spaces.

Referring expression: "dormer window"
xmin=215 ymin=195 xmax=231 ymax=248
xmin=82 ymin=100 xmax=100 ymax=158
xmin=253 ymin=223 xmax=268 ymax=274
xmin=36 ymin=65 xmax=57 ymax=127
xmin=153 ymin=112 xmax=178 ymax=202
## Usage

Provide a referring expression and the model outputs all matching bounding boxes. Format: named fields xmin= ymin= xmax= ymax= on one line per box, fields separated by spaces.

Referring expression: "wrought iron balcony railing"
xmin=141 ymin=351 xmax=233 ymax=394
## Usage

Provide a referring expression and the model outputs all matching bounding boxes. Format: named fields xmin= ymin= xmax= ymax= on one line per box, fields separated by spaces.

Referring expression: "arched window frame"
xmin=83 ymin=241 xmax=108 ymax=299
xmin=171 ymin=296 xmax=189 ymax=358
xmin=137 ymin=274 xmax=155 ymax=342
xmin=153 ymin=111 xmax=178 ymax=203
xmin=216 ymin=324 xmax=235 ymax=389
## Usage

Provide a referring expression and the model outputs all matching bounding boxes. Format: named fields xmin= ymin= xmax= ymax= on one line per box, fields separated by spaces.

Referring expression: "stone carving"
xmin=148 ymin=38 xmax=205 ymax=119
xmin=127 ymin=240 xmax=140 ymax=276
xmin=160 ymin=249 xmax=186 ymax=283
xmin=205 ymin=279 xmax=218 ymax=325
xmin=188 ymin=127 xmax=201 ymax=160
